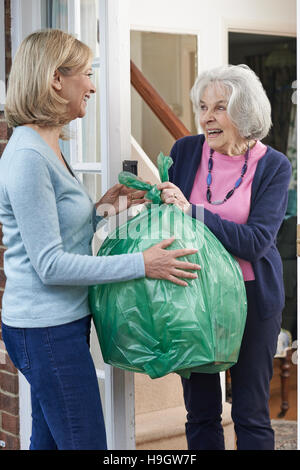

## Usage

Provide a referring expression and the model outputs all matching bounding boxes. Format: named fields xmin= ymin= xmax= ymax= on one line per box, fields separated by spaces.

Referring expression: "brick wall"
xmin=0 ymin=0 xmax=20 ymax=451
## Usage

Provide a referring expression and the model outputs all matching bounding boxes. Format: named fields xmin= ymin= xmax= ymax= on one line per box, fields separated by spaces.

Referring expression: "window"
xmin=41 ymin=0 xmax=102 ymax=208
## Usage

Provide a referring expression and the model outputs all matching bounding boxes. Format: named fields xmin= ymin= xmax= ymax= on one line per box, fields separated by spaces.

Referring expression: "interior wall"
xmin=141 ymin=32 xmax=181 ymax=162
xmin=131 ymin=31 xmax=197 ymax=163
xmin=129 ymin=0 xmax=296 ymax=71
xmin=131 ymin=31 xmax=143 ymax=145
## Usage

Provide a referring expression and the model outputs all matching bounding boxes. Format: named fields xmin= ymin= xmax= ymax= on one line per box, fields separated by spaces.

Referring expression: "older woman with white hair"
xmin=158 ymin=64 xmax=292 ymax=450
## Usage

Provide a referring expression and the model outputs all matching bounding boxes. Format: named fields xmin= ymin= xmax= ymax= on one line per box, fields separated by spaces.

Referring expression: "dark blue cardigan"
xmin=169 ymin=134 xmax=292 ymax=320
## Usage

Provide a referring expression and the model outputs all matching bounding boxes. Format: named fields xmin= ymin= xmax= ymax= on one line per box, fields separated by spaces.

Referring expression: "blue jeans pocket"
xmin=2 ymin=323 xmax=30 ymax=372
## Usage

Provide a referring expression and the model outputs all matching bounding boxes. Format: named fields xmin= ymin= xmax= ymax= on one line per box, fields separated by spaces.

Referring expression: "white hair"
xmin=190 ymin=64 xmax=272 ymax=140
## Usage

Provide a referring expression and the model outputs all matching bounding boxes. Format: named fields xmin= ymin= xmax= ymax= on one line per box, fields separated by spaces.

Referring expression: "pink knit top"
xmin=189 ymin=140 xmax=267 ymax=281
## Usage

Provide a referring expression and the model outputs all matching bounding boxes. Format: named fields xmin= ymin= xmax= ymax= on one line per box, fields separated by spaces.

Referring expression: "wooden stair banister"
xmin=130 ymin=60 xmax=191 ymax=140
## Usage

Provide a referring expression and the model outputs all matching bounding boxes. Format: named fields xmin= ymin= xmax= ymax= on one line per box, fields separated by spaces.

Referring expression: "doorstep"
xmin=135 ymin=402 xmax=235 ymax=450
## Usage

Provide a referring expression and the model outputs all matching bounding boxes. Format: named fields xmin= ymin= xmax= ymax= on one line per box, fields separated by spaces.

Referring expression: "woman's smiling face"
xmin=55 ymin=63 xmax=96 ymax=121
xmin=199 ymin=83 xmax=247 ymax=156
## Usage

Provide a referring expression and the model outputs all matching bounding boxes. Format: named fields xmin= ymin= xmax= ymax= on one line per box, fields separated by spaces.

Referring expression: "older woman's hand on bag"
xmin=157 ymin=181 xmax=191 ymax=213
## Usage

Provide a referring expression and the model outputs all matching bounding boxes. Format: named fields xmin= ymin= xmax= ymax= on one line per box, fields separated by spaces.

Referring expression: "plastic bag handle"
xmin=157 ymin=152 xmax=173 ymax=183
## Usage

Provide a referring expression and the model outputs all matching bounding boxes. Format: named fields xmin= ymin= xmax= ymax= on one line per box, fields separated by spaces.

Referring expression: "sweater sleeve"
xmin=191 ymin=157 xmax=292 ymax=262
xmin=6 ymin=150 xmax=145 ymax=286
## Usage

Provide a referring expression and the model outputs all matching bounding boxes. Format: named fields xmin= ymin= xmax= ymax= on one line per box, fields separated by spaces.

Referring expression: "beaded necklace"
xmin=206 ymin=142 xmax=250 ymax=205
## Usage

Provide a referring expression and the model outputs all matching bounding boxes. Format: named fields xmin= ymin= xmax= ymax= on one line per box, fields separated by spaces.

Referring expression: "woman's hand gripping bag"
xmin=89 ymin=153 xmax=247 ymax=379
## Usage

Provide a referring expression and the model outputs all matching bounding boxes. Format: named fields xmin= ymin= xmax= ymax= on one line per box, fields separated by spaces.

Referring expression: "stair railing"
xmin=130 ymin=60 xmax=191 ymax=140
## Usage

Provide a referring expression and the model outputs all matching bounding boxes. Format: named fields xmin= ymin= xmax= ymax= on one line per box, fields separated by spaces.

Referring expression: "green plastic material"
xmin=89 ymin=152 xmax=247 ymax=379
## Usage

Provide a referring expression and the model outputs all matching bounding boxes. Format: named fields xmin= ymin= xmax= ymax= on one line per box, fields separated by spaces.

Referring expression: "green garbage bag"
xmin=89 ymin=153 xmax=247 ymax=379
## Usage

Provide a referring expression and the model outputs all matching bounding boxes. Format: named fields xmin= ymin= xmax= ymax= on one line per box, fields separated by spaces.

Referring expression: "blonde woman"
xmin=0 ymin=29 xmax=200 ymax=450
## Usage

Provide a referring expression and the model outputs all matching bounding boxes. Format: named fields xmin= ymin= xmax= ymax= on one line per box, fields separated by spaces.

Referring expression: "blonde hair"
xmin=5 ymin=29 xmax=93 ymax=135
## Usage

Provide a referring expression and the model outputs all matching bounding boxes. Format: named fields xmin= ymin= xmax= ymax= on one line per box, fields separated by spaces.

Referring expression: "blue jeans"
xmin=2 ymin=315 xmax=107 ymax=450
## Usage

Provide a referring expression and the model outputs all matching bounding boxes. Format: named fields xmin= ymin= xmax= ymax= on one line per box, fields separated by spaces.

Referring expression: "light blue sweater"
xmin=0 ymin=126 xmax=145 ymax=327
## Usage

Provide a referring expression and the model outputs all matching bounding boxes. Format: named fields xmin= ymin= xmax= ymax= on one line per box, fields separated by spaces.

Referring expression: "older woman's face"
xmin=199 ymin=84 xmax=246 ymax=156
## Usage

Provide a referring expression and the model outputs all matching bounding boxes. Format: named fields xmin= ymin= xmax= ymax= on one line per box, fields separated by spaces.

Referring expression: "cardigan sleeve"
xmin=191 ymin=157 xmax=292 ymax=262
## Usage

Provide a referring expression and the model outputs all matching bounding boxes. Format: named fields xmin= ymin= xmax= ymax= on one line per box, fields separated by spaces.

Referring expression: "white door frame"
xmin=98 ymin=0 xmax=135 ymax=450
